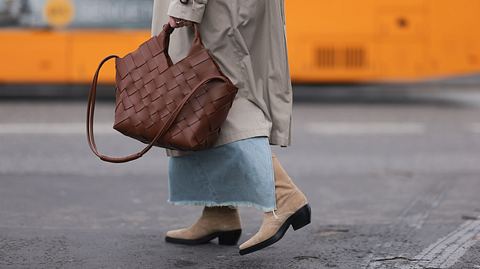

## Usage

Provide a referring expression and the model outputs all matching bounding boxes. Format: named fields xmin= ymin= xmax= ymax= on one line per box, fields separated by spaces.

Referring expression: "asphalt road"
xmin=1 ymin=86 xmax=480 ymax=268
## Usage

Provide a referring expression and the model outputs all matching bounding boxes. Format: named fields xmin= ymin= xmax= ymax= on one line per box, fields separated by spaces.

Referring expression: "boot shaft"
xmin=199 ymin=206 xmax=242 ymax=230
xmin=271 ymin=154 xmax=307 ymax=213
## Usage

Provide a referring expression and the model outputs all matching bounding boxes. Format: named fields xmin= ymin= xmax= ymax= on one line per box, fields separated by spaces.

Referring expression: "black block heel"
xmin=290 ymin=204 xmax=311 ymax=231
xmin=218 ymin=229 xmax=242 ymax=245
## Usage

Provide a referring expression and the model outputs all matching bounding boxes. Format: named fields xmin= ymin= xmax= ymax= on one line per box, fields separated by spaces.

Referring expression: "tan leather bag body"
xmin=87 ymin=23 xmax=238 ymax=163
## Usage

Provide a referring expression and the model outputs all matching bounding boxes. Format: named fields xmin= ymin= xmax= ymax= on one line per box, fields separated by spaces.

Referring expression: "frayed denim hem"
xmin=167 ymin=199 xmax=275 ymax=212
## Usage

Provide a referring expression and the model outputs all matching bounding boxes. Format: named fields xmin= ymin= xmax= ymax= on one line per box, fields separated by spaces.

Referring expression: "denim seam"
xmin=267 ymin=144 xmax=277 ymax=211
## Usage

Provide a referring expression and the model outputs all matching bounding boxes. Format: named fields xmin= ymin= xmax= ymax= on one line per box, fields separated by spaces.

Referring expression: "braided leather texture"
xmin=112 ymin=24 xmax=238 ymax=151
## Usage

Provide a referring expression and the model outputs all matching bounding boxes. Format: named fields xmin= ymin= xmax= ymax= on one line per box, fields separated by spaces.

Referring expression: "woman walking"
xmin=151 ymin=0 xmax=311 ymax=255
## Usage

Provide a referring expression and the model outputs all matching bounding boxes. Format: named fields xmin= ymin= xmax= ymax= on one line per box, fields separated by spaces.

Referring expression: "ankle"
xmin=203 ymin=206 xmax=238 ymax=215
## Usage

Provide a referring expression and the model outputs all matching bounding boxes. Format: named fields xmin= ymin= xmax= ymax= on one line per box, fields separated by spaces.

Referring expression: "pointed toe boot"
xmin=165 ymin=206 xmax=242 ymax=246
xmin=239 ymin=154 xmax=311 ymax=255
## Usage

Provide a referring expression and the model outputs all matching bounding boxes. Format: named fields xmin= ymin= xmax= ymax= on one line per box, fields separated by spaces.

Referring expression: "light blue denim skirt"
xmin=167 ymin=136 xmax=276 ymax=212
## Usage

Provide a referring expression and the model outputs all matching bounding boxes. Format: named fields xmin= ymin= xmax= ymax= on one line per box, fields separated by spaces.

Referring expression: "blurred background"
xmin=0 ymin=0 xmax=479 ymax=268
xmin=0 ymin=0 xmax=479 ymax=85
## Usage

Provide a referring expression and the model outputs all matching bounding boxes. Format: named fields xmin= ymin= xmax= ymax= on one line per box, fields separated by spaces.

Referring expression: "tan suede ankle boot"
xmin=239 ymin=154 xmax=311 ymax=255
xmin=165 ymin=206 xmax=242 ymax=245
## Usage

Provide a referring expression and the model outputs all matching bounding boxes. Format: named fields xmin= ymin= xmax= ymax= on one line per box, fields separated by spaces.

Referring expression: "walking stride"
xmin=151 ymin=0 xmax=311 ymax=255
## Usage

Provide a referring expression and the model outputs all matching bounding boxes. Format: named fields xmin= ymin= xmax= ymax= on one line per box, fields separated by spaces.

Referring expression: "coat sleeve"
xmin=167 ymin=0 xmax=208 ymax=23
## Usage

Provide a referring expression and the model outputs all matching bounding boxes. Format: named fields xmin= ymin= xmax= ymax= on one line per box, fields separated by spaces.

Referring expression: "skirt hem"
xmin=167 ymin=199 xmax=275 ymax=212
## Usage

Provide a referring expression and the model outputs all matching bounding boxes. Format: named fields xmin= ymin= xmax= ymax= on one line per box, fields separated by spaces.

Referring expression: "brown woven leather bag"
xmin=87 ymin=23 xmax=238 ymax=163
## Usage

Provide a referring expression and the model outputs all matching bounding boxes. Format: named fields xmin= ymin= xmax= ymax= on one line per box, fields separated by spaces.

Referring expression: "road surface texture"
xmin=1 ymin=84 xmax=480 ymax=268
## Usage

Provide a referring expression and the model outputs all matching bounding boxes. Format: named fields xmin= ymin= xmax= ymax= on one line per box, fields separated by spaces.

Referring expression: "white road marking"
xmin=0 ymin=123 xmax=115 ymax=134
xmin=306 ymin=122 xmax=426 ymax=135
xmin=365 ymin=181 xmax=451 ymax=269
xmin=399 ymin=216 xmax=480 ymax=269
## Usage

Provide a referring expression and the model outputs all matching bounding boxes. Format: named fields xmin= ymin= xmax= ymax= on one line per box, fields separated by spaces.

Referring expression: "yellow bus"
xmin=0 ymin=0 xmax=151 ymax=84
xmin=0 ymin=0 xmax=479 ymax=84
xmin=286 ymin=0 xmax=480 ymax=83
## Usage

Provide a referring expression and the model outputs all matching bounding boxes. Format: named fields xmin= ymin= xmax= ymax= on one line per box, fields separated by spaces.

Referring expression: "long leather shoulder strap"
xmin=86 ymin=55 xmax=228 ymax=163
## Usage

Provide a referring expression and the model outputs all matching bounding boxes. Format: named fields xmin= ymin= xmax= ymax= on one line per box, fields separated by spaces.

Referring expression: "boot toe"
xmin=238 ymin=223 xmax=277 ymax=253
xmin=239 ymin=235 xmax=259 ymax=250
xmin=166 ymin=228 xmax=190 ymax=239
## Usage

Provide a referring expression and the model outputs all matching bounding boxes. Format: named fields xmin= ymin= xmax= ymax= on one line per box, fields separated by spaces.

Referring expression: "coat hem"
xmin=165 ymin=127 xmax=292 ymax=157
xmin=269 ymin=133 xmax=291 ymax=148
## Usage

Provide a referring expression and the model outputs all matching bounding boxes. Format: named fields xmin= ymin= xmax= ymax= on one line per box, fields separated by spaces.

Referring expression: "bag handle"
xmin=161 ymin=22 xmax=205 ymax=66
xmin=86 ymin=54 xmax=229 ymax=163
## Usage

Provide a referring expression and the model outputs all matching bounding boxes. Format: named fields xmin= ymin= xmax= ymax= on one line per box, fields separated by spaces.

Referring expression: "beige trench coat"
xmin=151 ymin=0 xmax=293 ymax=157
